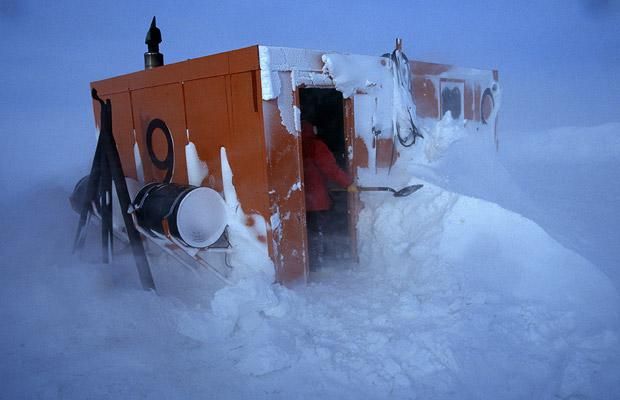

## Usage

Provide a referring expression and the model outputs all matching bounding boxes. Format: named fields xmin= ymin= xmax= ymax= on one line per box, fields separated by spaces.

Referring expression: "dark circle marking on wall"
xmin=146 ymin=118 xmax=174 ymax=183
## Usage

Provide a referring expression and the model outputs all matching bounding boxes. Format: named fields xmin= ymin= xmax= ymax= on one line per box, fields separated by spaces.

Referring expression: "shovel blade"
xmin=394 ymin=184 xmax=424 ymax=197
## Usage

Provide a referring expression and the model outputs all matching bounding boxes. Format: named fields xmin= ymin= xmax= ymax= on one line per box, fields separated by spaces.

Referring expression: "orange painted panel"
xmin=228 ymin=71 xmax=270 ymax=219
xmin=413 ymin=77 xmax=439 ymax=119
xmin=411 ymin=61 xmax=451 ymax=76
xmin=183 ymin=76 xmax=231 ymax=191
xmin=354 ymin=137 xmax=369 ymax=169
xmin=464 ymin=82 xmax=474 ymax=120
xmin=92 ymin=46 xmax=258 ymax=96
xmin=474 ymin=84 xmax=482 ymax=122
xmin=229 ymin=46 xmax=260 ymax=74
xmin=375 ymin=137 xmax=397 ymax=169
xmin=108 ymin=92 xmax=137 ymax=179
xmin=129 ymin=62 xmax=188 ymax=91
xmin=343 ymin=97 xmax=359 ymax=264
xmin=183 ymin=53 xmax=229 ymax=81
xmin=262 ymin=99 xmax=307 ymax=283
xmin=130 ymin=84 xmax=188 ymax=184
xmin=91 ymin=78 xmax=129 ymax=96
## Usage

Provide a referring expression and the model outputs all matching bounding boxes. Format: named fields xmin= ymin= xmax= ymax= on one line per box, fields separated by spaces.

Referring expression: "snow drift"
xmin=1 ymin=121 xmax=619 ymax=399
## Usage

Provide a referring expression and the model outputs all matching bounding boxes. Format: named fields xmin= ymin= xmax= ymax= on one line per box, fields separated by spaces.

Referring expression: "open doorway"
xmin=299 ymin=88 xmax=353 ymax=270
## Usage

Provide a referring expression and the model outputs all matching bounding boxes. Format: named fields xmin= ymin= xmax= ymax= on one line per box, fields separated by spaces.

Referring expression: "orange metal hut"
xmin=90 ymin=44 xmax=499 ymax=284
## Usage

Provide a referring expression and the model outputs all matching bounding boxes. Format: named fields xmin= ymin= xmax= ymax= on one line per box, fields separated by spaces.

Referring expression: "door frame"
xmin=295 ymin=86 xmax=359 ymax=271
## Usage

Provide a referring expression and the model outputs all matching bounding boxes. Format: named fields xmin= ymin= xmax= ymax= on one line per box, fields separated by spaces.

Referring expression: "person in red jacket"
xmin=301 ymin=120 xmax=354 ymax=268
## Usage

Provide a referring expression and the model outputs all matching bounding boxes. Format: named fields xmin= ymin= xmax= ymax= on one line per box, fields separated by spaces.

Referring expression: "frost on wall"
xmin=219 ymin=147 xmax=274 ymax=283
xmin=133 ymin=130 xmax=145 ymax=183
xmin=322 ymin=53 xmax=392 ymax=99
xmin=258 ymin=47 xmax=281 ymax=101
xmin=323 ymin=50 xmax=501 ymax=179
xmin=259 ymin=46 xmax=324 ymax=102
xmin=276 ymin=72 xmax=297 ymax=135
xmin=259 ymin=46 xmax=326 ymax=136
xmin=322 ymin=53 xmax=396 ymax=173
xmin=322 ymin=51 xmax=424 ymax=158
xmin=292 ymin=70 xmax=332 ymax=88
xmin=185 ymin=137 xmax=209 ymax=186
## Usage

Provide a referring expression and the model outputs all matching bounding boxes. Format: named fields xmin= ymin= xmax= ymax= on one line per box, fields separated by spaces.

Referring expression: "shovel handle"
xmin=329 ymin=186 xmax=394 ymax=193
xmin=357 ymin=186 xmax=396 ymax=193
xmin=330 ymin=184 xmax=423 ymax=197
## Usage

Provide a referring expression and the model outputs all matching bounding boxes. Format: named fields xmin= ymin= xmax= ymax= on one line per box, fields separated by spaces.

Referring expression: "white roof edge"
xmin=257 ymin=45 xmax=496 ymax=79
xmin=258 ymin=45 xmax=328 ymax=73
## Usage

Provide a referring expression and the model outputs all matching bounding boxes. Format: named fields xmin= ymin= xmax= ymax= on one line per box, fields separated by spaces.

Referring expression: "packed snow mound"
xmin=358 ymin=182 xmax=619 ymax=326
xmin=194 ymin=181 xmax=619 ymax=399
xmin=422 ymin=112 xmax=467 ymax=162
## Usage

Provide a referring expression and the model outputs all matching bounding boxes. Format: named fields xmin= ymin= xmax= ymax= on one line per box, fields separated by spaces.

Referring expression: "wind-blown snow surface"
xmin=499 ymin=123 xmax=620 ymax=288
xmin=1 ymin=124 xmax=619 ymax=399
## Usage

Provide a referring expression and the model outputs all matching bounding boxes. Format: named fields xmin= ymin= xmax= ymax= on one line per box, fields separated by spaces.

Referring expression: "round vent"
xmin=481 ymin=88 xmax=494 ymax=124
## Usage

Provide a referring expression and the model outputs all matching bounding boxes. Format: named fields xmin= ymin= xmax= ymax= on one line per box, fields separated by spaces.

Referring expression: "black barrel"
xmin=71 ymin=175 xmax=141 ymax=224
xmin=133 ymin=183 xmax=227 ymax=248
xmin=70 ymin=175 xmax=92 ymax=213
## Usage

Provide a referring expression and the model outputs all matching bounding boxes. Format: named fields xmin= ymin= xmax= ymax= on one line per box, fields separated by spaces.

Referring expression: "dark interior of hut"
xmin=299 ymin=88 xmax=353 ymax=270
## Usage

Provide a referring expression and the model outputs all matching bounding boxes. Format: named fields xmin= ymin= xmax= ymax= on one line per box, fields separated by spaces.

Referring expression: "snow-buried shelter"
xmin=90 ymin=44 xmax=499 ymax=284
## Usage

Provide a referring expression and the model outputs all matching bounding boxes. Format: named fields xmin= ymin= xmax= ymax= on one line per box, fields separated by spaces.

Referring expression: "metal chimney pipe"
xmin=144 ymin=16 xmax=164 ymax=70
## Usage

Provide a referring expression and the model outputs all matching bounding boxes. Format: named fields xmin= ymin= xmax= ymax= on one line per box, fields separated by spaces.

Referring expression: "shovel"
xmin=332 ymin=184 xmax=423 ymax=197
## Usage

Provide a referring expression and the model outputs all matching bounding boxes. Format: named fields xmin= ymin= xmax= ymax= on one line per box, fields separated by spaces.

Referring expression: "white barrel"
xmin=134 ymin=183 xmax=227 ymax=248
xmin=175 ymin=187 xmax=228 ymax=247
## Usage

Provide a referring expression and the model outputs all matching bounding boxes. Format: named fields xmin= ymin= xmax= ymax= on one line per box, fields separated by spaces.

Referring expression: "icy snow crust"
xmin=2 ymin=118 xmax=620 ymax=399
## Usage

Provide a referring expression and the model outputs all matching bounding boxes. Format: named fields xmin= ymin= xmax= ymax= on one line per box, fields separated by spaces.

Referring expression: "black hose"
xmin=390 ymin=49 xmax=423 ymax=147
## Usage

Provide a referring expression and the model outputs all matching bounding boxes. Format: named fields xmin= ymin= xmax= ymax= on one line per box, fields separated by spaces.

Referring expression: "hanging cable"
xmin=390 ymin=39 xmax=424 ymax=148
